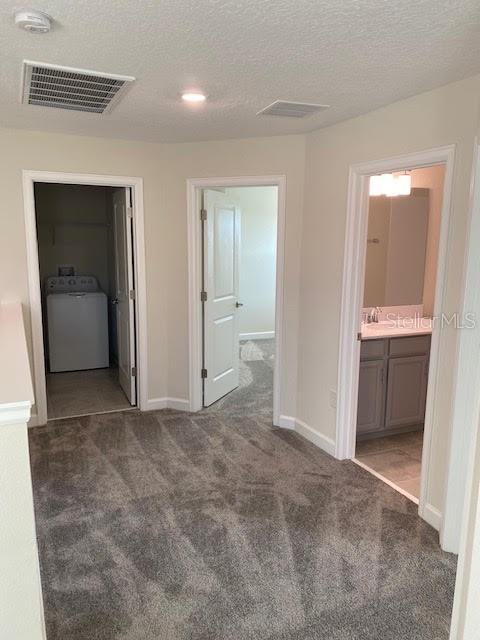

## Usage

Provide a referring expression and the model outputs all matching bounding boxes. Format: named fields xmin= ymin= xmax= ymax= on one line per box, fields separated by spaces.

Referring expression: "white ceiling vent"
xmin=21 ymin=61 xmax=135 ymax=114
xmin=257 ymin=100 xmax=329 ymax=118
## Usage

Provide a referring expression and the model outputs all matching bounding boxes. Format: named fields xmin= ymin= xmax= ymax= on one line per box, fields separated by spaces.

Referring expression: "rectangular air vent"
xmin=257 ymin=100 xmax=329 ymax=118
xmin=22 ymin=61 xmax=135 ymax=114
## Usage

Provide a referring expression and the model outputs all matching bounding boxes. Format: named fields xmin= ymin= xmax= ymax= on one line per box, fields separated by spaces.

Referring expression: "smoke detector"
xmin=14 ymin=9 xmax=51 ymax=33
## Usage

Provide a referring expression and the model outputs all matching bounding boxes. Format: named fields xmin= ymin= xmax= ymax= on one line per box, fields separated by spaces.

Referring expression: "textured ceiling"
xmin=1 ymin=0 xmax=480 ymax=143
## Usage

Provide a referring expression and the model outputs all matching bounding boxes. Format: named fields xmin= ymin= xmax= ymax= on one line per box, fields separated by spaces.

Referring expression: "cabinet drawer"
xmin=360 ymin=339 xmax=387 ymax=361
xmin=389 ymin=335 xmax=430 ymax=357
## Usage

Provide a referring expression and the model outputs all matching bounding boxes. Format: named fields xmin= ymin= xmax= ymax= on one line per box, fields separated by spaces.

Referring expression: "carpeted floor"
xmin=29 ymin=338 xmax=456 ymax=640
xmin=205 ymin=339 xmax=275 ymax=417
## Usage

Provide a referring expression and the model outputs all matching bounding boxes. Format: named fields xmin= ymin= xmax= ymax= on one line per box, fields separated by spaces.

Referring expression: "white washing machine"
xmin=46 ymin=275 xmax=109 ymax=372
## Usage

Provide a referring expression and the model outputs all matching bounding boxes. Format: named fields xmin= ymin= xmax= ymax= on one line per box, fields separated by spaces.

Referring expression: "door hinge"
xmin=200 ymin=208 xmax=207 ymax=221
xmin=201 ymin=368 xmax=208 ymax=379
xmin=131 ymin=366 xmax=137 ymax=377
xmin=127 ymin=206 xmax=133 ymax=219
xmin=129 ymin=289 xmax=136 ymax=300
xmin=357 ymin=332 xmax=362 ymax=341
xmin=200 ymin=291 xmax=207 ymax=302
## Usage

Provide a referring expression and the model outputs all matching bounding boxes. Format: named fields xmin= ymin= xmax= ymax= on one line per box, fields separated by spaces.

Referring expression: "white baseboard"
xmin=28 ymin=413 xmax=42 ymax=428
xmin=28 ymin=398 xmax=191 ymax=425
xmin=166 ymin=398 xmax=191 ymax=411
xmin=239 ymin=331 xmax=275 ymax=341
xmin=421 ymin=502 xmax=442 ymax=532
xmin=276 ymin=414 xmax=336 ymax=457
xmin=145 ymin=397 xmax=191 ymax=412
xmin=277 ymin=414 xmax=296 ymax=430
xmin=294 ymin=418 xmax=336 ymax=457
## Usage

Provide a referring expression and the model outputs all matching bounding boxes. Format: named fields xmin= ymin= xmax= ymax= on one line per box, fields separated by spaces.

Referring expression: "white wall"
xmin=225 ymin=186 xmax=277 ymax=339
xmin=0 ymin=303 xmax=44 ymax=639
xmin=0 ymin=129 xmax=305 ymax=420
xmin=297 ymin=74 xmax=480 ymax=517
xmin=450 ymin=424 xmax=480 ymax=638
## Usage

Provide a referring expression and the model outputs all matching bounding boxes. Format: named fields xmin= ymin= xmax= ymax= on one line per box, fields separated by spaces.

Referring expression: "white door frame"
xmin=335 ymin=145 xmax=455 ymax=536
xmin=444 ymin=141 xmax=480 ymax=558
xmin=187 ymin=175 xmax=286 ymax=425
xmin=22 ymin=170 xmax=148 ymax=426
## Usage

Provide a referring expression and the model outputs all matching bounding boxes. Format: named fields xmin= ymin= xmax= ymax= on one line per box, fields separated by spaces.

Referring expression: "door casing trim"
xmin=335 ymin=145 xmax=456 ymax=548
xmin=22 ymin=170 xmax=148 ymax=426
xmin=186 ymin=175 xmax=286 ymax=425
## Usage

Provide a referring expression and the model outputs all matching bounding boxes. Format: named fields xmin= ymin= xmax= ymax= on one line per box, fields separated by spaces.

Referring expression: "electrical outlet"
xmin=329 ymin=389 xmax=337 ymax=409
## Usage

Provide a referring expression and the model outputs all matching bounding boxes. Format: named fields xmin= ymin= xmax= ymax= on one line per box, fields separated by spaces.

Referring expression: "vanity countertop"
xmin=361 ymin=318 xmax=432 ymax=341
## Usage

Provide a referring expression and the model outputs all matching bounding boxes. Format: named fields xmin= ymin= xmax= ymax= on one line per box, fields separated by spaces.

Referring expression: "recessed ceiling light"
xmin=181 ymin=92 xmax=207 ymax=103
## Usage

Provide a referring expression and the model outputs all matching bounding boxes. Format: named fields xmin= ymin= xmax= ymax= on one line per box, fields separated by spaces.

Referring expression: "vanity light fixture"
xmin=181 ymin=91 xmax=207 ymax=103
xmin=369 ymin=172 xmax=411 ymax=197
xmin=369 ymin=174 xmax=383 ymax=196
xmin=396 ymin=172 xmax=412 ymax=196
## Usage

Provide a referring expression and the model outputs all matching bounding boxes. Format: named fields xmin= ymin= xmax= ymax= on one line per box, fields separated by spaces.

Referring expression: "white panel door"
xmin=113 ymin=187 xmax=136 ymax=405
xmin=203 ymin=189 xmax=241 ymax=406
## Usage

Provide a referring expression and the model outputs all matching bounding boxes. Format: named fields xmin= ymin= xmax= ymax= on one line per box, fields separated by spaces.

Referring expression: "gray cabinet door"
xmin=357 ymin=360 xmax=385 ymax=434
xmin=385 ymin=355 xmax=428 ymax=429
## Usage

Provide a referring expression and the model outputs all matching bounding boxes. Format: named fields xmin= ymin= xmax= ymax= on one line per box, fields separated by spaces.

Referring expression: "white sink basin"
xmin=361 ymin=317 xmax=432 ymax=339
xmin=366 ymin=321 xmax=396 ymax=330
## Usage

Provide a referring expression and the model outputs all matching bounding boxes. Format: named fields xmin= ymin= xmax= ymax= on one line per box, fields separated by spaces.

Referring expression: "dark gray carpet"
xmin=29 ymin=340 xmax=456 ymax=640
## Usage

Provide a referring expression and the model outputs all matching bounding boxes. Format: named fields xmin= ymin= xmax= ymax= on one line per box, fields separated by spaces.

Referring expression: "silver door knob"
xmin=112 ymin=298 xmax=119 ymax=305
xmin=235 ymin=302 xmax=243 ymax=308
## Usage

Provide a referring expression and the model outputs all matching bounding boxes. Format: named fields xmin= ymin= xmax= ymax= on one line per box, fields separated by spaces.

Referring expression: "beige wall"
xmin=158 ymin=137 xmax=305 ymax=412
xmin=363 ymin=196 xmax=390 ymax=307
xmin=384 ymin=188 xmax=429 ymax=306
xmin=1 ymin=74 xmax=479 ymax=519
xmin=411 ymin=165 xmax=446 ymax=316
xmin=35 ymin=183 xmax=111 ymax=293
xmin=0 ymin=129 xmax=305 ymax=417
xmin=297 ymin=74 xmax=480 ymax=514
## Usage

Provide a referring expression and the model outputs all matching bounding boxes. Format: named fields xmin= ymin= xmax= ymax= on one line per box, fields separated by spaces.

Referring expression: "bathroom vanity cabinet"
xmin=357 ymin=335 xmax=430 ymax=438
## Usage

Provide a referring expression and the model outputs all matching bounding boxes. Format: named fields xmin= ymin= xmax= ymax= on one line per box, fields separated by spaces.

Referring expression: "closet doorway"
xmin=23 ymin=171 xmax=147 ymax=426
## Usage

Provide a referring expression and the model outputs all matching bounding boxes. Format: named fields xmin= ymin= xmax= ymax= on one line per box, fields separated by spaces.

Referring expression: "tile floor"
xmin=46 ymin=367 xmax=133 ymax=420
xmin=355 ymin=430 xmax=423 ymax=499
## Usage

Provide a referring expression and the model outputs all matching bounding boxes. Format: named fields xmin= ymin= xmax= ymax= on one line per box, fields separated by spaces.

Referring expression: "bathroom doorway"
xmin=335 ymin=146 xmax=455 ymax=533
xmin=22 ymin=171 xmax=148 ymax=426
xmin=354 ymin=165 xmax=445 ymax=503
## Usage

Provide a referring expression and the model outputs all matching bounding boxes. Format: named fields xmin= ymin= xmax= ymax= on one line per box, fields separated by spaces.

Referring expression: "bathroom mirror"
xmin=363 ymin=188 xmax=429 ymax=308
